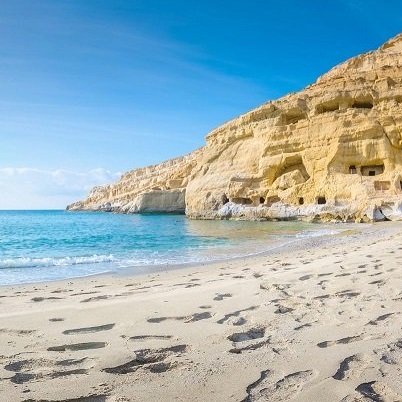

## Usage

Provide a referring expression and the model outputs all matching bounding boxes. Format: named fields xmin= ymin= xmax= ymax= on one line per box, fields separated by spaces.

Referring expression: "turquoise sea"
xmin=0 ymin=210 xmax=340 ymax=285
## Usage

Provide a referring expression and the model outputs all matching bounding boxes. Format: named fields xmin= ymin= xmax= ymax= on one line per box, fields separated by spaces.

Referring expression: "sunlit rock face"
xmin=68 ymin=34 xmax=402 ymax=222
xmin=67 ymin=152 xmax=200 ymax=214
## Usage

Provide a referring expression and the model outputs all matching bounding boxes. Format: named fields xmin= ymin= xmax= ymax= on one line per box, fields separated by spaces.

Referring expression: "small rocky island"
xmin=68 ymin=34 xmax=402 ymax=222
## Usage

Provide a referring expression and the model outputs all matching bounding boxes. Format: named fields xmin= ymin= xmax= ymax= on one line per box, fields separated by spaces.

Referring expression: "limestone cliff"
xmin=68 ymin=33 xmax=402 ymax=222
xmin=67 ymin=150 xmax=202 ymax=214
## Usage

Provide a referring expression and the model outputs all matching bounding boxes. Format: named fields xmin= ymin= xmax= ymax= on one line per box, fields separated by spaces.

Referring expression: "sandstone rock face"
xmin=68 ymin=34 xmax=402 ymax=222
xmin=67 ymin=151 xmax=200 ymax=213
xmin=121 ymin=189 xmax=185 ymax=213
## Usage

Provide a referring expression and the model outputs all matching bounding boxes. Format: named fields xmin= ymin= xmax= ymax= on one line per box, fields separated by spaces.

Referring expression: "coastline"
xmin=0 ymin=220 xmax=366 ymax=289
xmin=0 ymin=221 xmax=401 ymax=401
xmin=0 ymin=211 xmax=350 ymax=287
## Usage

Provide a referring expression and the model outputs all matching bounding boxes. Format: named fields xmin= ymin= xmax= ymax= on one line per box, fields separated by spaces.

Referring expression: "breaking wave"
xmin=0 ymin=254 xmax=115 ymax=269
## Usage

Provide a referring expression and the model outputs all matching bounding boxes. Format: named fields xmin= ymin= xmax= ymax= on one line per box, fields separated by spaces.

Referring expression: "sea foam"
xmin=0 ymin=254 xmax=115 ymax=269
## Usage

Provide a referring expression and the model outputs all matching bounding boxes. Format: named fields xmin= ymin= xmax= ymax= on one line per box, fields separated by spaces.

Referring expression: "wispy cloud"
xmin=0 ymin=167 xmax=120 ymax=209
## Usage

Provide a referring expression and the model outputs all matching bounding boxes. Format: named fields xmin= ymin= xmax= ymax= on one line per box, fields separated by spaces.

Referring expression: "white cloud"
xmin=0 ymin=167 xmax=120 ymax=209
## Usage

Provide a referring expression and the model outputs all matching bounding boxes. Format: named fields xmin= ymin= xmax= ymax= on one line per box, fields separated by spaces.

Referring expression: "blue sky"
xmin=1 ymin=0 xmax=401 ymax=208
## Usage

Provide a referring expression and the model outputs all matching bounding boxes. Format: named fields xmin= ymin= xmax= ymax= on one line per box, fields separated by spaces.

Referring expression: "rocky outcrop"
xmin=68 ymin=33 xmax=402 ymax=222
xmin=67 ymin=151 xmax=201 ymax=214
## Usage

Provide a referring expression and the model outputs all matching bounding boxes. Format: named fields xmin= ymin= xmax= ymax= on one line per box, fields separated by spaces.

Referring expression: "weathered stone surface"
xmin=67 ymin=151 xmax=200 ymax=214
xmin=121 ymin=189 xmax=185 ymax=213
xmin=68 ymin=34 xmax=402 ymax=222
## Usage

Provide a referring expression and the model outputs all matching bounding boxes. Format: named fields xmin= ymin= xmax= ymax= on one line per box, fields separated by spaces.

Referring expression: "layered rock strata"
xmin=68 ymin=34 xmax=402 ymax=222
xmin=67 ymin=151 xmax=201 ymax=214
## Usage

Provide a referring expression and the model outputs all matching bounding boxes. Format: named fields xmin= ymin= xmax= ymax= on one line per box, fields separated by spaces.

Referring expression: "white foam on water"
xmin=294 ymin=228 xmax=341 ymax=238
xmin=0 ymin=254 xmax=115 ymax=269
xmin=0 ymin=228 xmax=342 ymax=271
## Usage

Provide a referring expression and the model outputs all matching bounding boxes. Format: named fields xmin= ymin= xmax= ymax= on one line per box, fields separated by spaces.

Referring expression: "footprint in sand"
xmin=147 ymin=316 xmax=186 ymax=324
xmin=259 ymin=282 xmax=291 ymax=295
xmin=317 ymin=334 xmax=371 ymax=348
xmin=228 ymin=327 xmax=270 ymax=354
xmin=71 ymin=395 xmax=109 ymax=401
xmin=366 ymin=312 xmax=396 ymax=326
xmin=186 ymin=312 xmax=212 ymax=322
xmin=332 ymin=354 xmax=371 ymax=380
xmin=298 ymin=274 xmax=314 ymax=281
xmin=313 ymin=294 xmax=331 ymax=300
xmin=274 ymin=305 xmax=294 ymax=314
xmin=147 ymin=311 xmax=212 ymax=324
xmin=31 ymin=296 xmax=64 ymax=302
xmin=335 ymin=290 xmax=360 ymax=299
xmin=242 ymin=369 xmax=315 ymax=401
xmin=51 ymin=289 xmax=69 ymax=294
xmin=56 ymin=357 xmax=90 ymax=367
xmin=229 ymin=339 xmax=271 ymax=354
xmin=213 ymin=293 xmax=232 ymax=301
xmin=62 ymin=323 xmax=115 ymax=335
xmin=342 ymin=381 xmax=402 ymax=402
xmin=128 ymin=335 xmax=173 ymax=341
xmin=80 ymin=295 xmax=111 ymax=303
xmin=228 ymin=327 xmax=265 ymax=343
xmin=8 ymin=368 xmax=89 ymax=384
xmin=369 ymin=279 xmax=385 ymax=285
xmin=102 ymin=344 xmax=187 ymax=375
xmin=70 ymin=291 xmax=99 ymax=297
xmin=4 ymin=357 xmax=92 ymax=385
xmin=184 ymin=283 xmax=200 ymax=288
xmin=376 ymin=338 xmax=402 ymax=365
xmin=4 ymin=358 xmax=54 ymax=372
xmin=294 ymin=322 xmax=314 ymax=331
xmin=0 ymin=328 xmax=35 ymax=335
xmin=47 ymin=342 xmax=107 ymax=352
xmin=216 ymin=306 xmax=258 ymax=326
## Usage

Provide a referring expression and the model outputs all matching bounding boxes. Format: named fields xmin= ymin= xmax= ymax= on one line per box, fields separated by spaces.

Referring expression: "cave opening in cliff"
xmin=349 ymin=165 xmax=357 ymax=174
xmin=281 ymin=110 xmax=307 ymax=125
xmin=222 ymin=194 xmax=229 ymax=205
xmin=274 ymin=155 xmax=310 ymax=184
xmin=352 ymin=101 xmax=373 ymax=109
xmin=265 ymin=196 xmax=281 ymax=206
xmin=259 ymin=197 xmax=265 ymax=204
xmin=298 ymin=197 xmax=304 ymax=205
xmin=351 ymin=97 xmax=373 ymax=109
xmin=232 ymin=197 xmax=253 ymax=205
xmin=316 ymin=101 xmax=339 ymax=114
xmin=400 ymin=181 xmax=402 ymax=190
xmin=361 ymin=164 xmax=384 ymax=176
xmin=317 ymin=197 xmax=326 ymax=205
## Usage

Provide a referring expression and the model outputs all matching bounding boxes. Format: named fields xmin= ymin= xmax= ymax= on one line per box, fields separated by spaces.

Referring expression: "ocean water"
xmin=0 ymin=210 xmax=340 ymax=285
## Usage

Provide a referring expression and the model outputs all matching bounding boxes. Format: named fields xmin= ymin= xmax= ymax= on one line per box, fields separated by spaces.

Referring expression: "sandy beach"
xmin=0 ymin=222 xmax=401 ymax=402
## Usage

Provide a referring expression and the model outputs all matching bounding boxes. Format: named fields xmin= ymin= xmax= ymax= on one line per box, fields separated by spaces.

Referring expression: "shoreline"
xmin=0 ymin=221 xmax=401 ymax=401
xmin=0 ymin=221 xmax=369 ymax=289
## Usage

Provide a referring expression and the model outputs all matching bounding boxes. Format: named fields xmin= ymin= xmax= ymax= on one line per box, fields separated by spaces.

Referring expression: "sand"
xmin=0 ymin=222 xmax=401 ymax=402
